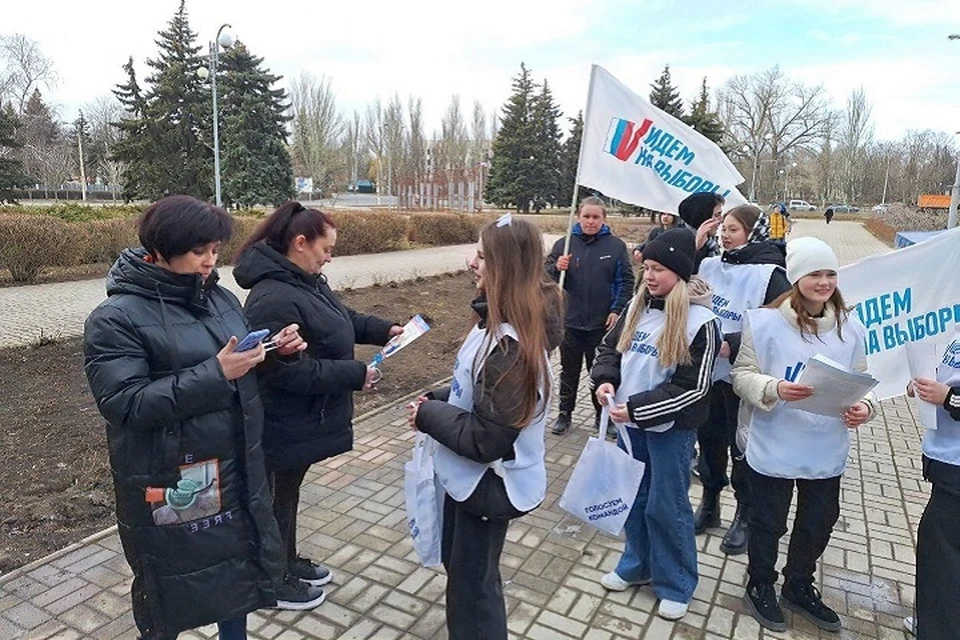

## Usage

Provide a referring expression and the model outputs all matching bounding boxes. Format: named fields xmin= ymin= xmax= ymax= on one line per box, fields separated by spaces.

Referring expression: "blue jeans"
xmin=217 ymin=617 xmax=247 ymax=639
xmin=614 ymin=427 xmax=698 ymax=603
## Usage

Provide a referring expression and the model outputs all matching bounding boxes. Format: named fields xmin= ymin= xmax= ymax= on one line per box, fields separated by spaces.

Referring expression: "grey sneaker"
xmin=274 ymin=574 xmax=325 ymax=610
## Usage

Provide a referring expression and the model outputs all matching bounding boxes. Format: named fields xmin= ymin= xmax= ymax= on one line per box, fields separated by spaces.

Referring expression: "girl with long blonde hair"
xmin=408 ymin=216 xmax=563 ymax=639
xmin=592 ymin=228 xmax=722 ymax=621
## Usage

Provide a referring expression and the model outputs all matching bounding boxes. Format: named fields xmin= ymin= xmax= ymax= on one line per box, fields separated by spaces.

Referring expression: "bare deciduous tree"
xmin=0 ymin=34 xmax=58 ymax=114
xmin=289 ymin=72 xmax=343 ymax=195
xmin=434 ymin=95 xmax=469 ymax=173
xmin=719 ymin=66 xmax=835 ymax=202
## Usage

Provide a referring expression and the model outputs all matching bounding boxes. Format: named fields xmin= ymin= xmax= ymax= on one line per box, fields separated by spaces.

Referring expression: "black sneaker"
xmin=289 ymin=556 xmax=333 ymax=586
xmin=551 ymin=412 xmax=571 ymax=435
xmin=744 ymin=582 xmax=787 ymax=632
xmin=274 ymin=574 xmax=325 ymax=611
xmin=781 ymin=581 xmax=841 ymax=632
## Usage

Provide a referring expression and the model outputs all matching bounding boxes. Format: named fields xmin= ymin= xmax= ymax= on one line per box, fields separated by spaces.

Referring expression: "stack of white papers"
xmin=792 ymin=354 xmax=879 ymax=417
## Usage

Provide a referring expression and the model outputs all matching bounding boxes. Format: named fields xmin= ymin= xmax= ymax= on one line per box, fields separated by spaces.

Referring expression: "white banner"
xmin=839 ymin=227 xmax=960 ymax=399
xmin=578 ymin=65 xmax=748 ymax=213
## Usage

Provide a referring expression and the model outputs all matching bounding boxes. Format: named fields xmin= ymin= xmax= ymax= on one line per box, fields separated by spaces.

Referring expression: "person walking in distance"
xmin=546 ymin=196 xmax=634 ymax=436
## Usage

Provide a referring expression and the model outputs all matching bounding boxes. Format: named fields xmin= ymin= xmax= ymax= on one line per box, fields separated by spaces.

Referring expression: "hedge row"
xmin=0 ymin=210 xmax=489 ymax=283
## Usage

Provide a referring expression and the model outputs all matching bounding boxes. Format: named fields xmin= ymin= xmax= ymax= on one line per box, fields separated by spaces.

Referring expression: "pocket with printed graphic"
xmin=144 ymin=459 xmax=222 ymax=526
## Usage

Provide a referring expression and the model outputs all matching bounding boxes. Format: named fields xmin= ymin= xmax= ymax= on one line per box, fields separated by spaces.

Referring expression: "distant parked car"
xmin=828 ymin=204 xmax=860 ymax=213
xmin=872 ymin=204 xmax=889 ymax=213
xmin=788 ymin=199 xmax=816 ymax=212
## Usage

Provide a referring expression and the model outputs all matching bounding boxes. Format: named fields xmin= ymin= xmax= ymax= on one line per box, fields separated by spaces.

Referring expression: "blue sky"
xmin=3 ymin=0 xmax=958 ymax=142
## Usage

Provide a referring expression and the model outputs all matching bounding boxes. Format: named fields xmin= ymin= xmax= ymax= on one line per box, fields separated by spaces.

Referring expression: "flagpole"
xmin=559 ymin=65 xmax=598 ymax=289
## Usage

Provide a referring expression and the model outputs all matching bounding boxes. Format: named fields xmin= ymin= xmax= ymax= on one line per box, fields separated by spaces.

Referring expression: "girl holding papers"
xmin=592 ymin=228 xmax=722 ymax=621
xmin=731 ymin=237 xmax=875 ymax=633
xmin=907 ymin=326 xmax=960 ymax=640
xmin=408 ymin=216 xmax=563 ymax=639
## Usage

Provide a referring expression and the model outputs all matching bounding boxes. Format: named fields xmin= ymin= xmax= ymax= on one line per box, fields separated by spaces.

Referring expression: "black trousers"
xmin=916 ymin=484 xmax=960 ymax=640
xmin=697 ymin=381 xmax=750 ymax=506
xmin=270 ymin=465 xmax=311 ymax=565
xmin=558 ymin=327 xmax=605 ymax=416
xmin=441 ymin=494 xmax=509 ymax=640
xmin=746 ymin=466 xmax=840 ymax=586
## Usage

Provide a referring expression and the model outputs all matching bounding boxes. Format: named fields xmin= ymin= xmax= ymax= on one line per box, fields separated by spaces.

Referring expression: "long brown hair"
xmin=768 ymin=286 xmax=850 ymax=342
xmin=478 ymin=218 xmax=561 ymax=428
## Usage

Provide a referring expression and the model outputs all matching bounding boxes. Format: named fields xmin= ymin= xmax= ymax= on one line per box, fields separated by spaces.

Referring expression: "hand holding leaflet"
xmin=371 ymin=315 xmax=431 ymax=366
xmin=904 ymin=341 xmax=939 ymax=430
xmin=791 ymin=354 xmax=879 ymax=417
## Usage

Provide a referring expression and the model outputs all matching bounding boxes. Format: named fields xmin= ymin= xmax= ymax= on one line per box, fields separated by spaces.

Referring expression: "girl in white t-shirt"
xmin=731 ymin=237 xmax=874 ymax=634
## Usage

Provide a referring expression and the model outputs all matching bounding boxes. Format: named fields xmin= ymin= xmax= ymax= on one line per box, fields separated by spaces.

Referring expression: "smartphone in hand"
xmin=235 ymin=329 xmax=270 ymax=352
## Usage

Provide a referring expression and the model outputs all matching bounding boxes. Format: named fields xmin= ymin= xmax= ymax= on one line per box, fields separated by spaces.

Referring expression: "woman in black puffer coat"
xmin=233 ymin=201 xmax=401 ymax=592
xmin=83 ymin=196 xmax=319 ymax=640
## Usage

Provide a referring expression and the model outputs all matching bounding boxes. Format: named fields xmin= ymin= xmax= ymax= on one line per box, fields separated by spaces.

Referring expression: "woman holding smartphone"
xmin=234 ymin=201 xmax=402 ymax=598
xmin=84 ymin=196 xmax=317 ymax=640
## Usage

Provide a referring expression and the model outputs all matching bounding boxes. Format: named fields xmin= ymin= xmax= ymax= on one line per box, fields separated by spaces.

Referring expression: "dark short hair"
xmin=138 ymin=195 xmax=233 ymax=260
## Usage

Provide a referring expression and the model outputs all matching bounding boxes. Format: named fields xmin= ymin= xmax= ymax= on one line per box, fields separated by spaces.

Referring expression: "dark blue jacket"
xmin=546 ymin=224 xmax=634 ymax=331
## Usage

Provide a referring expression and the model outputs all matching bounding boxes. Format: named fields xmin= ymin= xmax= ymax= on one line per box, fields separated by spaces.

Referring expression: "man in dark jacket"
xmin=84 ymin=196 xmax=322 ymax=640
xmin=546 ymin=196 xmax=634 ymax=435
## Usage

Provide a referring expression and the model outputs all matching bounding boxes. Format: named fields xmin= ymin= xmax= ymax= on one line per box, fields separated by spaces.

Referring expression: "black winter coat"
xmin=83 ymin=249 xmax=283 ymax=637
xmin=234 ymin=243 xmax=395 ymax=471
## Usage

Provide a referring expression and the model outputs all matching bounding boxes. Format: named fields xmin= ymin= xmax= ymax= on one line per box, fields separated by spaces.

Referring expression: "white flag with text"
xmin=579 ymin=65 xmax=748 ymax=213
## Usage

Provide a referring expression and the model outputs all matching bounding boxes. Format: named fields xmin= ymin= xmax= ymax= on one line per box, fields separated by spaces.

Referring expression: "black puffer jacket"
xmin=234 ymin=242 xmax=395 ymax=471
xmin=83 ymin=248 xmax=283 ymax=637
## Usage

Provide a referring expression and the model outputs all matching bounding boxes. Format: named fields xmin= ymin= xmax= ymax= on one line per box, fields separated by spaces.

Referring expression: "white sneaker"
xmin=658 ymin=599 xmax=689 ymax=620
xmin=600 ymin=571 xmax=650 ymax=592
xmin=903 ymin=616 xmax=916 ymax=636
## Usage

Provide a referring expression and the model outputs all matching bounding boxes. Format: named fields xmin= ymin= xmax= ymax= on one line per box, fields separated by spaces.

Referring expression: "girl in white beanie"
xmin=730 ymin=236 xmax=875 ymax=634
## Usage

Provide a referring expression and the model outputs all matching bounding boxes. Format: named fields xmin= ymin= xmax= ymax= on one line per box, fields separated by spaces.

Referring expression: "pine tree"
xmin=112 ymin=1 xmax=212 ymax=200
xmin=218 ymin=41 xmax=294 ymax=206
xmin=73 ymin=111 xmax=92 ymax=189
xmin=112 ymin=57 xmax=154 ymax=200
xmin=486 ymin=63 xmax=537 ymax=212
xmin=649 ymin=64 xmax=684 ymax=118
xmin=684 ymin=77 xmax=725 ymax=147
xmin=558 ymin=111 xmax=593 ymax=207
xmin=0 ymin=105 xmax=28 ymax=202
xmin=528 ymin=80 xmax=563 ymax=211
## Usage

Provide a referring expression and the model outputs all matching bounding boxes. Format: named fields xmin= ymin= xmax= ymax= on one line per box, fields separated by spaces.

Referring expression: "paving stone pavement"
xmin=0 ymin=220 xmax=922 ymax=639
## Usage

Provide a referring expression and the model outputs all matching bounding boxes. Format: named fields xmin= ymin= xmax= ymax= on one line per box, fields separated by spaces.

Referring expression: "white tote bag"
xmin=404 ymin=433 xmax=444 ymax=567
xmin=558 ymin=406 xmax=646 ymax=537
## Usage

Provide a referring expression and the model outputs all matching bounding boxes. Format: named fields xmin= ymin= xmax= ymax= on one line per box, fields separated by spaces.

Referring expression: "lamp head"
xmin=197 ymin=66 xmax=210 ymax=80
xmin=218 ymin=31 xmax=234 ymax=48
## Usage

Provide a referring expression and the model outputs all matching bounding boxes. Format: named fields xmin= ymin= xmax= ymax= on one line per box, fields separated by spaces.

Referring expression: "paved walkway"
xmin=1 ymin=221 xmax=923 ymax=640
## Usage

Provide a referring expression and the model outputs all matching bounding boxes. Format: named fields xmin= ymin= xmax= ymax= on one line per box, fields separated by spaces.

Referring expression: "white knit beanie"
xmin=785 ymin=237 xmax=839 ymax=284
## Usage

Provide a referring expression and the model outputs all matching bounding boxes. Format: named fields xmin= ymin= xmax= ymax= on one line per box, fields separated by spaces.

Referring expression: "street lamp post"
xmin=197 ymin=24 xmax=233 ymax=208
xmin=784 ymin=161 xmax=797 ymax=200
xmin=949 ymin=151 xmax=959 ymax=230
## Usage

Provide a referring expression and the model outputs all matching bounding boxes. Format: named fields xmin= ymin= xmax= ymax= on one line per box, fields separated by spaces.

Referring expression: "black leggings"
xmin=270 ymin=465 xmax=311 ymax=564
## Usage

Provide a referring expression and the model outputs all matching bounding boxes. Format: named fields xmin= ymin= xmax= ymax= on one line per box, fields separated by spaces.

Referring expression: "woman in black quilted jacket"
xmin=233 ymin=202 xmax=402 ymax=596
xmin=83 ymin=196 xmax=320 ymax=640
